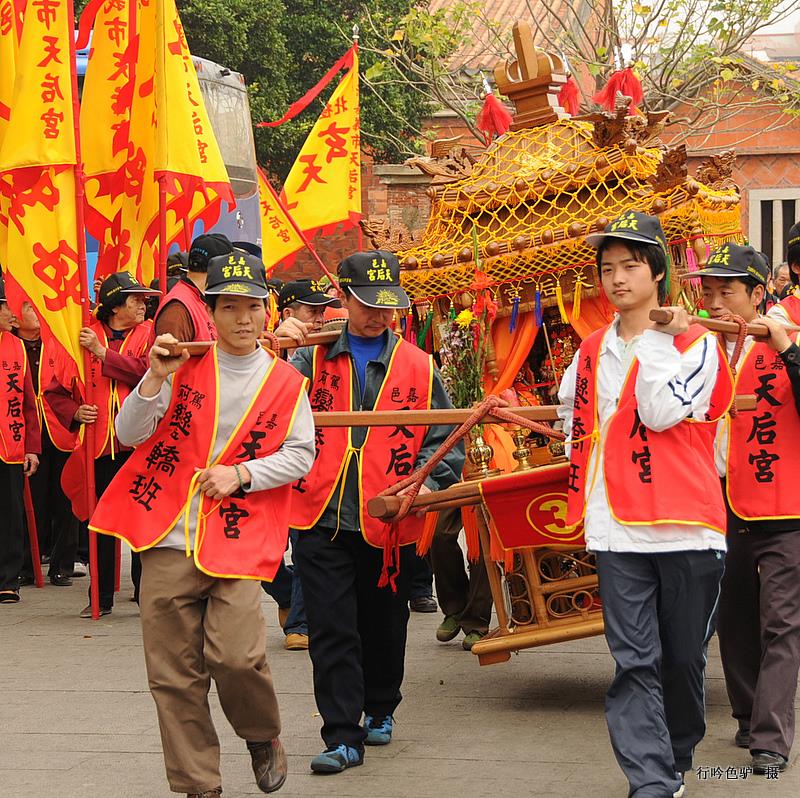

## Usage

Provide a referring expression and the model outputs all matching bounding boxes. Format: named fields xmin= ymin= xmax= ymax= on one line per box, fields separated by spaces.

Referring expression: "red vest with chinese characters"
xmin=726 ymin=341 xmax=800 ymax=520
xmin=38 ymin=337 xmax=78 ymax=452
xmin=565 ymin=324 xmax=733 ymax=533
xmin=0 ymin=332 xmax=27 ymax=464
xmin=156 ymin=279 xmax=217 ymax=341
xmin=290 ymin=337 xmax=433 ymax=548
xmin=90 ymin=347 xmax=308 ymax=580
xmin=778 ymin=294 xmax=800 ymax=325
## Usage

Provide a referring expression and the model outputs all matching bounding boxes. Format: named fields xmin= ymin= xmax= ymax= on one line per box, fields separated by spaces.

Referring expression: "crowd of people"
xmin=1 ymin=214 xmax=799 ymax=798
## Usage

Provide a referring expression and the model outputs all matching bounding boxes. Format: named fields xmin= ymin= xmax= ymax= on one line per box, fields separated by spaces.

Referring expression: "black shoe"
xmin=18 ymin=573 xmax=35 ymax=587
xmin=751 ymin=750 xmax=788 ymax=775
xmin=734 ymin=727 xmax=750 ymax=748
xmin=49 ymin=573 xmax=73 ymax=587
xmin=409 ymin=595 xmax=437 ymax=613
xmin=79 ymin=603 xmax=111 ymax=618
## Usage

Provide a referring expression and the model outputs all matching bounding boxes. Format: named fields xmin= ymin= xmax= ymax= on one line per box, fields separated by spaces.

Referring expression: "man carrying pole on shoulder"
xmin=558 ymin=212 xmax=734 ymax=798
xmin=289 ymin=249 xmax=464 ymax=774
xmin=90 ymin=251 xmax=315 ymax=797
xmin=767 ymin=221 xmax=800 ymax=326
xmin=691 ymin=242 xmax=800 ymax=776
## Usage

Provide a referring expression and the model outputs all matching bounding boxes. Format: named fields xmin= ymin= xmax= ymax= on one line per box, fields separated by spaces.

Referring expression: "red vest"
xmin=0 ymin=332 xmax=27 ymax=464
xmin=156 ymin=279 xmax=217 ymax=341
xmin=290 ymin=336 xmax=433 ymax=548
xmin=38 ymin=337 xmax=78 ymax=452
xmin=565 ymin=323 xmax=733 ymax=533
xmin=726 ymin=340 xmax=800 ymax=520
xmin=778 ymin=294 xmax=800 ymax=325
xmin=89 ymin=346 xmax=308 ymax=581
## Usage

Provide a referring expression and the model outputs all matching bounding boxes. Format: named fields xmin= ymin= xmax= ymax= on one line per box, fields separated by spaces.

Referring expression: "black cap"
xmin=337 ymin=249 xmax=410 ymax=309
xmin=685 ymin=242 xmax=769 ymax=286
xmin=788 ymin=222 xmax=800 ymax=251
xmin=586 ymin=211 xmax=668 ymax=255
xmin=266 ymin=277 xmax=284 ymax=296
xmin=205 ymin=251 xmax=269 ymax=299
xmin=99 ymin=271 xmax=160 ymax=309
xmin=278 ymin=279 xmax=341 ymax=313
xmin=188 ymin=233 xmax=233 ymax=272
xmin=232 ymin=241 xmax=262 ymax=258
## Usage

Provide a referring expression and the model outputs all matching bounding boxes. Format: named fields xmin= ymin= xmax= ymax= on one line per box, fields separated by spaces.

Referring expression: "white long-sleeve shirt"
xmin=115 ymin=346 xmax=315 ymax=550
xmin=557 ymin=319 xmax=726 ymax=553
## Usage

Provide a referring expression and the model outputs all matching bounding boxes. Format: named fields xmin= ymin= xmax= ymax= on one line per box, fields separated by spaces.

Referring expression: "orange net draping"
xmin=397 ymin=119 xmax=742 ymax=305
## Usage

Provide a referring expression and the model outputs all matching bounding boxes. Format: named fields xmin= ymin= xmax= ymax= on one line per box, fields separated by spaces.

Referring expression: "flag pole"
xmin=158 ymin=175 xmax=168 ymax=291
xmin=68 ymin=0 xmax=100 ymax=619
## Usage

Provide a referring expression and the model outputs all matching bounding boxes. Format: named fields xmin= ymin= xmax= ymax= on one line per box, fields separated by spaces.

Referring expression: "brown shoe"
xmin=186 ymin=790 xmax=221 ymax=798
xmin=277 ymin=606 xmax=290 ymax=629
xmin=284 ymin=633 xmax=309 ymax=651
xmin=247 ymin=738 xmax=287 ymax=793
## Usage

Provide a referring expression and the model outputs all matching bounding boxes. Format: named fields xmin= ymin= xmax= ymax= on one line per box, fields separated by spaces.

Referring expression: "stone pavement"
xmin=2 ymin=561 xmax=798 ymax=798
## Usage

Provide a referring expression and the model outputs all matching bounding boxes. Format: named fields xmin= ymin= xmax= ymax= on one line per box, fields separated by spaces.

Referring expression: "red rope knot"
xmin=714 ymin=311 xmax=748 ymax=417
xmin=261 ymin=331 xmax=281 ymax=356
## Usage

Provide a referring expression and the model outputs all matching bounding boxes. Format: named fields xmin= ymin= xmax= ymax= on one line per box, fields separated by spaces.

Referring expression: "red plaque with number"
xmin=479 ymin=463 xmax=585 ymax=549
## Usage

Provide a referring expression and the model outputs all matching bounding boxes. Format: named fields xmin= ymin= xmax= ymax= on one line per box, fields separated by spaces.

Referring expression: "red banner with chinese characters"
xmin=0 ymin=0 xmax=84 ymax=380
xmin=479 ymin=463 xmax=585 ymax=549
xmin=280 ymin=45 xmax=360 ymax=257
xmin=78 ymin=0 xmax=233 ymax=284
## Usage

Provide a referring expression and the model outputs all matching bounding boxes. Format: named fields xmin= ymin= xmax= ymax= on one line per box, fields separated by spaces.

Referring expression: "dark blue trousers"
xmin=595 ymin=549 xmax=724 ymax=798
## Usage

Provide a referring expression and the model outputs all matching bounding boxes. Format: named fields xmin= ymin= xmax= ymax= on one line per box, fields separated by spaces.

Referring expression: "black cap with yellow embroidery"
xmin=278 ymin=279 xmax=341 ymax=312
xmin=337 ymin=249 xmax=410 ymax=309
xmin=683 ymin=242 xmax=769 ymax=286
xmin=205 ymin=251 xmax=269 ymax=299
xmin=585 ymin=211 xmax=668 ymax=254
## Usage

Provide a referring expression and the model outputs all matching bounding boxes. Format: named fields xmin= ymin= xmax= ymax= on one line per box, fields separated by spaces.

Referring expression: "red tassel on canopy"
xmin=591 ymin=67 xmax=643 ymax=114
xmin=558 ymin=76 xmax=581 ymax=116
xmin=476 ymin=93 xmax=512 ymax=143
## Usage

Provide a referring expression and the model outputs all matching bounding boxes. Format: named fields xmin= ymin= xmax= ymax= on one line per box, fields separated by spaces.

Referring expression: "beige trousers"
xmin=139 ymin=548 xmax=281 ymax=794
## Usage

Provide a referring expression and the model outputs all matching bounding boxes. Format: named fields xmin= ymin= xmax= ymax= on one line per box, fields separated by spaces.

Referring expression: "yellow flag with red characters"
xmin=282 ymin=46 xmax=361 ymax=239
xmin=0 ymin=0 xmax=24 ymax=140
xmin=258 ymin=168 xmax=303 ymax=273
xmin=0 ymin=0 xmax=84 ymax=380
xmin=79 ymin=0 xmax=233 ymax=284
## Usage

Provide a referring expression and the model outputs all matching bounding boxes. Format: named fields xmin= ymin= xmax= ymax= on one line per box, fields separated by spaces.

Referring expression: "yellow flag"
xmin=0 ymin=0 xmax=84 ymax=379
xmin=258 ymin=168 xmax=304 ymax=273
xmin=282 ymin=46 xmax=361 ymax=237
xmin=0 ymin=0 xmax=23 ymax=143
xmin=80 ymin=0 xmax=233 ymax=284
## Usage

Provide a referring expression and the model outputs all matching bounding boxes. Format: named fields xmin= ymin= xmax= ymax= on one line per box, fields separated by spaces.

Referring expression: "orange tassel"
xmin=488 ymin=518 xmax=506 ymax=564
xmin=462 ymin=507 xmax=481 ymax=563
xmin=416 ymin=512 xmax=439 ymax=556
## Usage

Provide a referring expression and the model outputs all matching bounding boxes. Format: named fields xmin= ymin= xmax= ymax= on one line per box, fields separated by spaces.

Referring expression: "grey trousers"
xmin=595 ymin=549 xmax=725 ymax=798
xmin=717 ymin=527 xmax=800 ymax=758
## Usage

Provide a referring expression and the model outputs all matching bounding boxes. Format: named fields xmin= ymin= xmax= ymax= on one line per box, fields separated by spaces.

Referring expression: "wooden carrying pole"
xmin=650 ymin=308 xmax=800 ymax=338
xmin=162 ymin=329 xmax=342 ymax=357
xmin=312 ymin=405 xmax=560 ymax=428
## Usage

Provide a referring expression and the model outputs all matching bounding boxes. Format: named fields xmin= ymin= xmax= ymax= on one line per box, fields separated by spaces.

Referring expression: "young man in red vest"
xmin=289 ymin=250 xmax=464 ymax=774
xmin=692 ymin=242 xmax=800 ymax=776
xmin=558 ymin=212 xmax=734 ymax=798
xmin=0 ymin=271 xmax=41 ymax=604
xmin=45 ymin=271 xmax=157 ymax=616
xmin=90 ymin=252 xmax=314 ymax=797
xmin=768 ymin=221 xmax=800 ymax=326
xmin=14 ymin=301 xmax=79 ymax=587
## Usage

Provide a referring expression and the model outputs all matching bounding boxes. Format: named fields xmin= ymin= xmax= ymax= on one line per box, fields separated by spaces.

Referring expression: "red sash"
xmin=89 ymin=346 xmax=308 ymax=581
xmin=726 ymin=340 xmax=800 ymax=520
xmin=778 ymin=294 xmax=800 ymax=325
xmin=156 ymin=279 xmax=217 ymax=341
xmin=38 ymin=337 xmax=78 ymax=452
xmin=290 ymin=336 xmax=433 ymax=548
xmin=0 ymin=332 xmax=27 ymax=464
xmin=565 ymin=323 xmax=733 ymax=533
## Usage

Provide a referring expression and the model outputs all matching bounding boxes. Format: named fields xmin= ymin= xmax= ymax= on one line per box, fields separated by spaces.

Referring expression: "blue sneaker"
xmin=364 ymin=714 xmax=393 ymax=745
xmin=310 ymin=743 xmax=363 ymax=773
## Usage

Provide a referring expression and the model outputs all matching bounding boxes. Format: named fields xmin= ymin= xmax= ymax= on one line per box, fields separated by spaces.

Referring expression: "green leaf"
xmin=365 ymin=62 xmax=386 ymax=81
